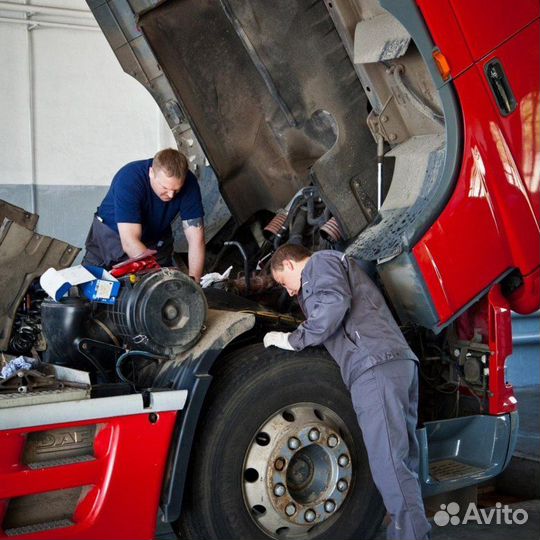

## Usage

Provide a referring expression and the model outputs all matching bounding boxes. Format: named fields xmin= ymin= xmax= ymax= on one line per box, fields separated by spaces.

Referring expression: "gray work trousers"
xmin=82 ymin=214 xmax=173 ymax=269
xmin=350 ymin=359 xmax=431 ymax=540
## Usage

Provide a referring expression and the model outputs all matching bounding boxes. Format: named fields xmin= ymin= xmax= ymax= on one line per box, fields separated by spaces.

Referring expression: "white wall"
xmin=0 ymin=0 xmax=176 ymax=247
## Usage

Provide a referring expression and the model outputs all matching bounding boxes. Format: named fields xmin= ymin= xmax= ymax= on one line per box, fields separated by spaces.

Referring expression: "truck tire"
xmin=176 ymin=344 xmax=385 ymax=540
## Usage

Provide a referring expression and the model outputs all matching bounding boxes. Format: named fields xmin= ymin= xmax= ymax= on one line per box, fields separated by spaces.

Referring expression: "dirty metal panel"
xmin=136 ymin=0 xmax=376 ymax=237
xmin=0 ymin=206 xmax=79 ymax=350
xmin=0 ymin=200 xmax=38 ymax=231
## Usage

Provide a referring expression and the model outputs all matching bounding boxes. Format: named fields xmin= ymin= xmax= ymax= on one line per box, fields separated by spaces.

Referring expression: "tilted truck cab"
xmin=0 ymin=1 xmax=538 ymax=539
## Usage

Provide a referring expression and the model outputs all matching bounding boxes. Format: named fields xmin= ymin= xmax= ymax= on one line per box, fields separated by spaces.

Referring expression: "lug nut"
xmin=308 ymin=428 xmax=320 ymax=441
xmin=274 ymin=483 xmax=286 ymax=497
xmin=337 ymin=479 xmax=348 ymax=492
xmin=327 ymin=435 xmax=339 ymax=448
xmin=304 ymin=509 xmax=316 ymax=522
xmin=275 ymin=457 xmax=286 ymax=471
xmin=285 ymin=503 xmax=296 ymax=516
xmin=338 ymin=454 xmax=350 ymax=467
xmin=324 ymin=500 xmax=336 ymax=513
xmin=288 ymin=437 xmax=301 ymax=450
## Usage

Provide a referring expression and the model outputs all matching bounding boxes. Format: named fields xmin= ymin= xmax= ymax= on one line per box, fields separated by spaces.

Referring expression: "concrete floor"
xmin=496 ymin=386 xmax=540 ymax=502
xmin=372 ymin=500 xmax=539 ymax=539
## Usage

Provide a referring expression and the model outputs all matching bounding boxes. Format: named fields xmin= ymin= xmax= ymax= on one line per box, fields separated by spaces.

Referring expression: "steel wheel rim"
xmin=242 ymin=402 xmax=354 ymax=538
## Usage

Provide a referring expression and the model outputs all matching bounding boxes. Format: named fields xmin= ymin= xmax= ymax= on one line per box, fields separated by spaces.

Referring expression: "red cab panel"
xmin=448 ymin=0 xmax=539 ymax=61
xmin=414 ymin=11 xmax=540 ymax=324
xmin=0 ymin=391 xmax=186 ymax=540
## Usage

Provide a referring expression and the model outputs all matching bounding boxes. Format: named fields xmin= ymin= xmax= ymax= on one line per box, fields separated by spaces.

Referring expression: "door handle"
xmin=485 ymin=59 xmax=517 ymax=116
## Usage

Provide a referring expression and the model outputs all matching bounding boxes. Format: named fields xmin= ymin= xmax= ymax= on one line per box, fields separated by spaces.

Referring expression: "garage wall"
xmin=0 ymin=0 xmax=177 ymax=251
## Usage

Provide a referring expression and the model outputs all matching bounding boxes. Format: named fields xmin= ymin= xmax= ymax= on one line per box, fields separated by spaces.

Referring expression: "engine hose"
xmin=268 ymin=187 xmax=322 ymax=249
xmin=224 ymin=241 xmax=250 ymax=293
xmin=288 ymin=208 xmax=307 ymax=245
xmin=320 ymin=217 xmax=343 ymax=243
xmin=304 ymin=198 xmax=328 ymax=227
xmin=115 ymin=350 xmax=167 ymax=385
xmin=263 ymin=212 xmax=288 ymax=238
xmin=273 ymin=197 xmax=305 ymax=250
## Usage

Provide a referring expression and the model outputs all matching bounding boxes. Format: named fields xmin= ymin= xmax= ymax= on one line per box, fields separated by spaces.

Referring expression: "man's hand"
xmin=263 ymin=331 xmax=294 ymax=350
xmin=200 ymin=266 xmax=233 ymax=288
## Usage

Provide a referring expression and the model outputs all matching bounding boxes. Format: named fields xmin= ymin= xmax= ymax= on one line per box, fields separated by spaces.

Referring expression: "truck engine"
xmin=40 ymin=269 xmax=207 ymax=383
xmin=0 ymin=0 xmax=537 ymax=539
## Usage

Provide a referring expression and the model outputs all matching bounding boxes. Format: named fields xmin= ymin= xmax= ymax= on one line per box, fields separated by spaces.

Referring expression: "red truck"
xmin=0 ymin=0 xmax=538 ymax=539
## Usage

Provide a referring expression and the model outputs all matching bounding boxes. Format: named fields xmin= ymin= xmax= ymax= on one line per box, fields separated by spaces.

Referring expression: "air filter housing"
xmin=106 ymin=268 xmax=207 ymax=355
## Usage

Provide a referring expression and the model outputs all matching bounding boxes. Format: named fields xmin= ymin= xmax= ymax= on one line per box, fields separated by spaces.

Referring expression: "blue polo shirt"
xmin=97 ymin=158 xmax=204 ymax=244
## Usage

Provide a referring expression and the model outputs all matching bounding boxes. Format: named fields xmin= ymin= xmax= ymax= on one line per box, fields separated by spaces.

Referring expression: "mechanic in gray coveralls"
xmin=263 ymin=244 xmax=431 ymax=540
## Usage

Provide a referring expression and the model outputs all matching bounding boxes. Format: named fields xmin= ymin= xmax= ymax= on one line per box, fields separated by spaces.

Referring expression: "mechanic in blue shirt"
xmin=82 ymin=148 xmax=205 ymax=281
xmin=264 ymin=244 xmax=431 ymax=540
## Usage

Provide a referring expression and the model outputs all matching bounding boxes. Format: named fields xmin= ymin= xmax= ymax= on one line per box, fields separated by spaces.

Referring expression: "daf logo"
xmin=34 ymin=428 xmax=92 ymax=453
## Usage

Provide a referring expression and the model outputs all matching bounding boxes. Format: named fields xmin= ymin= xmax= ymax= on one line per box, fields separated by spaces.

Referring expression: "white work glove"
xmin=200 ymin=265 xmax=233 ymax=288
xmin=263 ymin=331 xmax=294 ymax=351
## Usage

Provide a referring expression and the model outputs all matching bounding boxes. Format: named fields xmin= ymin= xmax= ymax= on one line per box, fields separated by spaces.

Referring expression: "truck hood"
xmin=88 ymin=0 xmax=455 ymax=331
xmin=89 ymin=0 xmax=450 ymax=263
xmin=88 ymin=0 xmax=382 ymax=239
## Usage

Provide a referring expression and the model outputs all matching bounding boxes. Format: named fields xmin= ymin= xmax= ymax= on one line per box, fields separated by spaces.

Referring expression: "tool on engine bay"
xmin=0 ymin=361 xmax=91 ymax=408
xmin=110 ymin=249 xmax=160 ymax=278
xmin=0 ymin=369 xmax=61 ymax=394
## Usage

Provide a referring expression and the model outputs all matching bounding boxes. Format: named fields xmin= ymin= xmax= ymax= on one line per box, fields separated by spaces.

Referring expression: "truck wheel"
xmin=176 ymin=344 xmax=385 ymax=540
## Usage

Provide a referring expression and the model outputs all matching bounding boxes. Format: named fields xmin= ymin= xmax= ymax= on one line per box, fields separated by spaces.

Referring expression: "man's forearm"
xmin=121 ymin=238 xmax=148 ymax=258
xmin=288 ymin=290 xmax=351 ymax=350
xmin=183 ymin=218 xmax=206 ymax=282
xmin=188 ymin=241 xmax=205 ymax=281
xmin=117 ymin=223 xmax=147 ymax=258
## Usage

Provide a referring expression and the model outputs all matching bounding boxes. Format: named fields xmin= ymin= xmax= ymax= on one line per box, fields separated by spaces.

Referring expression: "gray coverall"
xmin=288 ymin=250 xmax=431 ymax=540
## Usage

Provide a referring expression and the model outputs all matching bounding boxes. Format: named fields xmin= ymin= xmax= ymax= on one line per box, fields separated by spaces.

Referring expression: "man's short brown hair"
xmin=153 ymin=148 xmax=188 ymax=179
xmin=270 ymin=244 xmax=312 ymax=272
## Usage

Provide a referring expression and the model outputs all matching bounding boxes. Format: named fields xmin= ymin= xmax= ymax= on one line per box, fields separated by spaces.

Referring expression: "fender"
xmin=150 ymin=309 xmax=256 ymax=523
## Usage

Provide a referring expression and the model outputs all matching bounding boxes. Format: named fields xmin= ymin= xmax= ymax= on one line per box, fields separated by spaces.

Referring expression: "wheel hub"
xmin=242 ymin=403 xmax=354 ymax=538
xmin=287 ymin=452 xmax=313 ymax=490
xmin=287 ymin=444 xmax=331 ymax=504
